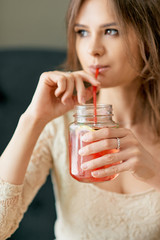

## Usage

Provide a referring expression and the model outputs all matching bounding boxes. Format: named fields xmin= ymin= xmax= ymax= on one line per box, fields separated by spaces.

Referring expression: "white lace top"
xmin=1 ymin=111 xmax=160 ymax=240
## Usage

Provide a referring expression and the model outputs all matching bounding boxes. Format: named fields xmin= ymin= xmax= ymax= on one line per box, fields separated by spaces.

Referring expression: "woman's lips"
xmin=89 ymin=65 xmax=110 ymax=74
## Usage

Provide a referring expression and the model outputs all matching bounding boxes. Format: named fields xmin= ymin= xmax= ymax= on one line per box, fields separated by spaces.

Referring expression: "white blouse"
xmin=0 ymin=111 xmax=160 ymax=240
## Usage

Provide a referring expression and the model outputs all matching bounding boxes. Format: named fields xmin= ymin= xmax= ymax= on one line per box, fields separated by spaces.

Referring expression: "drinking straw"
xmin=93 ymin=68 xmax=99 ymax=123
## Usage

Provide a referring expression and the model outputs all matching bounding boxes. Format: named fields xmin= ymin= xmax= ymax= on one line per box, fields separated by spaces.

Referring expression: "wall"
xmin=0 ymin=0 xmax=70 ymax=50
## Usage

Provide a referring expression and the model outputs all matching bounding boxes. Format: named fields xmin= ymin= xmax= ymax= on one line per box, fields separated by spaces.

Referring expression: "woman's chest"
xmin=93 ymin=133 xmax=160 ymax=194
xmin=93 ymin=172 xmax=152 ymax=194
xmin=57 ymin=178 xmax=160 ymax=240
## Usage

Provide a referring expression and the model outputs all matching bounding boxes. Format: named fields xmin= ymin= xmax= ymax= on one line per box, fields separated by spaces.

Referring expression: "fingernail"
xmin=81 ymin=97 xmax=86 ymax=104
xmin=79 ymin=148 xmax=85 ymax=156
xmin=81 ymin=163 xmax=88 ymax=170
xmin=62 ymin=98 xmax=67 ymax=105
xmin=96 ymin=81 xmax=101 ymax=86
xmin=82 ymin=134 xmax=89 ymax=142
xmin=91 ymin=171 xmax=99 ymax=177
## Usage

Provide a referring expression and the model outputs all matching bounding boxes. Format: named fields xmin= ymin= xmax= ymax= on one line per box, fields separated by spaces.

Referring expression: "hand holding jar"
xmin=78 ymin=124 xmax=158 ymax=186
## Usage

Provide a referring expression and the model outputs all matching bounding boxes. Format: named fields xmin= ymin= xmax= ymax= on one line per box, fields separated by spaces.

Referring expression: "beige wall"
xmin=0 ymin=0 xmax=70 ymax=50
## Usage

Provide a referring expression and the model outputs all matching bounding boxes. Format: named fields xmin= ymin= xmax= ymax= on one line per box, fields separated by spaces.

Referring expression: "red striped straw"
xmin=93 ymin=68 xmax=99 ymax=124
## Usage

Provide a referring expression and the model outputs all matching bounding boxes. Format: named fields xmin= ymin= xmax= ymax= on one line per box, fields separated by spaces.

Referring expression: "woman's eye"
xmin=76 ymin=29 xmax=88 ymax=37
xmin=105 ymin=29 xmax=118 ymax=36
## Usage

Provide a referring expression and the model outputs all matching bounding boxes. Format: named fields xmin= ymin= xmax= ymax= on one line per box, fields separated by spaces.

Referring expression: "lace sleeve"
xmin=0 ymin=122 xmax=54 ymax=240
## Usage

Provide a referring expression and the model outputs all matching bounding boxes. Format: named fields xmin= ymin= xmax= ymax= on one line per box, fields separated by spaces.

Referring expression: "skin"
xmin=0 ymin=0 xmax=160 ymax=194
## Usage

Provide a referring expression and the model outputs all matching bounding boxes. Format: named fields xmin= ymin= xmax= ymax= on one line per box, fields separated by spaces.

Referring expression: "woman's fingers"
xmin=79 ymin=138 xmax=120 ymax=156
xmin=41 ymin=70 xmax=100 ymax=105
xmin=91 ymin=159 xmax=133 ymax=178
xmin=81 ymin=147 xmax=135 ymax=170
xmin=80 ymin=147 xmax=137 ymax=179
xmin=40 ymin=71 xmax=67 ymax=98
xmin=81 ymin=128 xmax=138 ymax=154
xmin=79 ymin=134 xmax=130 ymax=156
xmin=53 ymin=72 xmax=69 ymax=98
xmin=54 ymin=78 xmax=67 ymax=97
xmin=78 ymin=126 xmax=156 ymax=182
xmin=61 ymin=73 xmax=75 ymax=104
xmin=79 ymin=127 xmax=140 ymax=178
xmin=70 ymin=71 xmax=100 ymax=104
xmin=74 ymin=74 xmax=86 ymax=104
xmin=82 ymin=127 xmax=129 ymax=143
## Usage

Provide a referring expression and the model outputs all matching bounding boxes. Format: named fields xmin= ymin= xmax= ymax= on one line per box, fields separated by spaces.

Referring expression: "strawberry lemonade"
xmin=69 ymin=104 xmax=120 ymax=183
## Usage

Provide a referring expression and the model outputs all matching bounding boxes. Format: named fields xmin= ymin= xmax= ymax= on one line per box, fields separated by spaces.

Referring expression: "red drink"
xmin=69 ymin=104 xmax=119 ymax=183
xmin=69 ymin=126 xmax=119 ymax=183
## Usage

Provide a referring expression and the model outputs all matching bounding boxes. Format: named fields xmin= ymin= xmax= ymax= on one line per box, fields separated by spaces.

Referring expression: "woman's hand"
xmin=79 ymin=127 xmax=160 ymax=188
xmin=25 ymin=70 xmax=100 ymax=125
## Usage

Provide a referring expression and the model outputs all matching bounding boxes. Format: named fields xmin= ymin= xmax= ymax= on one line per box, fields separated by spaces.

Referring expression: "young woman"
xmin=0 ymin=0 xmax=160 ymax=239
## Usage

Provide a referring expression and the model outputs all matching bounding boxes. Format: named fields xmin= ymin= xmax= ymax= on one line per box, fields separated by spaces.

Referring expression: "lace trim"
xmin=1 ymin=195 xmax=19 ymax=207
xmin=0 ymin=177 xmax=23 ymax=200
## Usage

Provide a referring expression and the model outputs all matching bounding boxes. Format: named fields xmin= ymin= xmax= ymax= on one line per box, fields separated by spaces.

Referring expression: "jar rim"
xmin=75 ymin=103 xmax=112 ymax=109
xmin=74 ymin=104 xmax=113 ymax=117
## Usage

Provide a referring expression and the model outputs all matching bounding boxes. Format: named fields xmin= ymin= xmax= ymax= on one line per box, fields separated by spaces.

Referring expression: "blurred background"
xmin=0 ymin=0 xmax=70 ymax=239
xmin=0 ymin=0 xmax=69 ymax=49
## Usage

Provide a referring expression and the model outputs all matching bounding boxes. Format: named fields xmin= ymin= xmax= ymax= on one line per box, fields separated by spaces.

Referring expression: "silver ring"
xmin=117 ymin=137 xmax=120 ymax=150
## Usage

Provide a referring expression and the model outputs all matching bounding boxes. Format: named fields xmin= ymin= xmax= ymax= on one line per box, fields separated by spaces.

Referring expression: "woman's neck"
xmin=97 ymin=84 xmax=159 ymax=144
xmin=97 ymin=85 xmax=140 ymax=128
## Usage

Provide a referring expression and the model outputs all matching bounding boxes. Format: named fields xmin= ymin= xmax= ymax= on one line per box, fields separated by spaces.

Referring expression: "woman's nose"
xmin=87 ymin=38 xmax=105 ymax=57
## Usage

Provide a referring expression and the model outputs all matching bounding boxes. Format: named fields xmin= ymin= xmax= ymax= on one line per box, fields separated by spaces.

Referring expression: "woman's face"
xmin=75 ymin=0 xmax=142 ymax=88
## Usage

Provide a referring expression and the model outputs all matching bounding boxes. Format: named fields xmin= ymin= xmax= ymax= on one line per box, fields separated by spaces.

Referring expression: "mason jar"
xmin=69 ymin=104 xmax=119 ymax=183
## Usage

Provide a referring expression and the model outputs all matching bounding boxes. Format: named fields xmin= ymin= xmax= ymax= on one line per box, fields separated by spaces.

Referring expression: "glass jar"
xmin=69 ymin=104 xmax=120 ymax=183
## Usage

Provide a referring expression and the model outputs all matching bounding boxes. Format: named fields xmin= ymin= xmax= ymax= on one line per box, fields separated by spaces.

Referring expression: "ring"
xmin=117 ymin=137 xmax=120 ymax=150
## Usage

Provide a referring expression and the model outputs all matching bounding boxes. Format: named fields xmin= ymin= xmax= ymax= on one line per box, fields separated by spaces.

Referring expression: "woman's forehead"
xmin=75 ymin=0 xmax=117 ymax=25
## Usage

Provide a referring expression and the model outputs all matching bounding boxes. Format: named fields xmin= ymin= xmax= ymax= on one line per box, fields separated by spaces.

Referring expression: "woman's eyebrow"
xmin=100 ymin=22 xmax=117 ymax=28
xmin=74 ymin=24 xmax=88 ymax=28
xmin=74 ymin=22 xmax=117 ymax=28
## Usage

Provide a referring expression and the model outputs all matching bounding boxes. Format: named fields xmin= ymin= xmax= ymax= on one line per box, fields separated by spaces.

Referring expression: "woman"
xmin=0 ymin=0 xmax=160 ymax=239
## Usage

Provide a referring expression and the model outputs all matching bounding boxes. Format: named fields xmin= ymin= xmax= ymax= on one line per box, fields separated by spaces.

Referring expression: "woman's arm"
xmin=0 ymin=121 xmax=54 ymax=240
xmin=0 ymin=70 xmax=99 ymax=185
xmin=0 ymin=70 xmax=99 ymax=238
xmin=0 ymin=113 xmax=45 ymax=184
